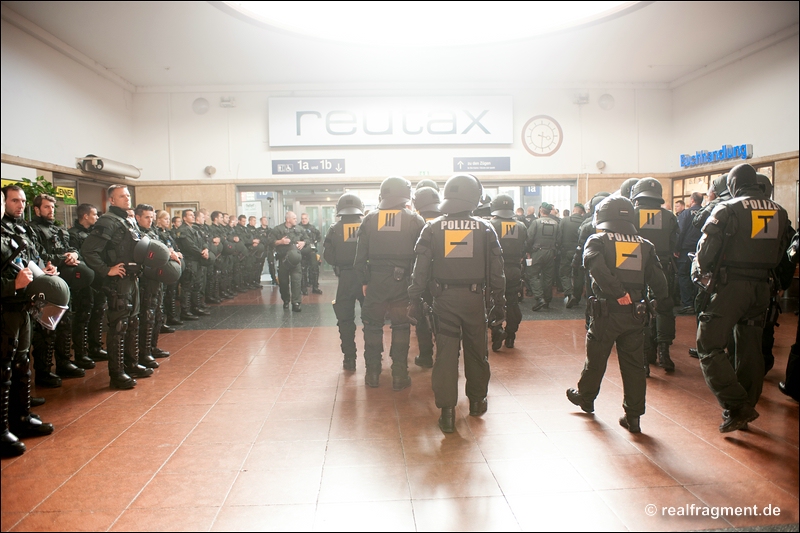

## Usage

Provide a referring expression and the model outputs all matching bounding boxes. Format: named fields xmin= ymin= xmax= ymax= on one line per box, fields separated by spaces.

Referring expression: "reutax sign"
xmin=268 ymin=96 xmax=513 ymax=147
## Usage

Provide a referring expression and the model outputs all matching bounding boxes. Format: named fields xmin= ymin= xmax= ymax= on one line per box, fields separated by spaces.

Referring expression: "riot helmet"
xmin=712 ymin=174 xmax=731 ymax=200
xmin=756 ymin=173 xmax=773 ymax=198
xmin=143 ymin=260 xmax=182 ymax=284
xmin=618 ymin=178 xmax=640 ymax=199
xmin=285 ymin=246 xmax=302 ymax=266
xmin=133 ymin=236 xmax=170 ymax=269
xmin=59 ymin=262 xmax=95 ymax=291
xmin=727 ymin=163 xmax=758 ymax=197
xmin=439 ymin=174 xmax=482 ymax=215
xmin=588 ymin=192 xmax=611 ymax=214
xmin=378 ymin=176 xmax=412 ymax=209
xmin=593 ymin=196 xmax=638 ymax=235
xmin=415 ymin=179 xmax=440 ymax=192
xmin=490 ymin=194 xmax=515 ymax=218
xmin=25 ymin=268 xmax=70 ymax=331
xmin=336 ymin=192 xmax=364 ymax=216
xmin=631 ymin=177 xmax=664 ymax=204
xmin=473 ymin=194 xmax=493 ymax=218
xmin=413 ymin=187 xmax=441 ymax=216
xmin=233 ymin=241 xmax=248 ymax=259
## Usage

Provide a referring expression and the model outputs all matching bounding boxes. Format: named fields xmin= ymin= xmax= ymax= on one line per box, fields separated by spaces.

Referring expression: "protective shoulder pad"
xmin=91 ymin=215 xmax=118 ymax=240
xmin=583 ymin=233 xmax=605 ymax=261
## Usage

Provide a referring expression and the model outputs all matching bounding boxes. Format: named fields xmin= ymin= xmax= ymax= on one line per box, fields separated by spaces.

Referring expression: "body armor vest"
xmin=531 ymin=217 xmax=558 ymax=250
xmin=719 ymin=197 xmax=788 ymax=270
xmin=68 ymin=223 xmax=91 ymax=250
xmin=560 ymin=214 xmax=585 ymax=250
xmin=634 ymin=204 xmax=674 ymax=257
xmin=590 ymin=231 xmax=647 ymax=291
xmin=30 ymin=218 xmax=71 ymax=257
xmin=364 ymin=208 xmax=418 ymax=262
xmin=430 ymin=216 xmax=488 ymax=284
xmin=97 ymin=210 xmax=141 ymax=265
xmin=491 ymin=218 xmax=526 ymax=266
xmin=330 ymin=218 xmax=360 ymax=267
xmin=2 ymin=219 xmax=37 ymax=303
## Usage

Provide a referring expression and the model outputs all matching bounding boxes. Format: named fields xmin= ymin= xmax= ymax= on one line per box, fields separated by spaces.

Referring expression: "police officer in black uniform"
xmin=408 ymin=174 xmax=505 ymax=433
xmin=558 ymin=203 xmax=586 ymax=308
xmin=269 ymin=211 xmax=307 ymax=311
xmin=176 ymin=209 xmax=211 ymax=320
xmin=1 ymin=187 xmax=58 ymax=456
xmin=81 ymin=184 xmax=154 ymax=389
xmin=527 ymin=202 xmax=561 ymax=311
xmin=69 ymin=203 xmax=109 ymax=363
xmin=299 ymin=213 xmax=323 ymax=295
xmin=489 ymin=194 xmax=526 ymax=351
xmin=323 ymin=193 xmax=365 ymax=371
xmin=631 ymin=178 xmax=680 ymax=374
xmin=566 ymin=196 xmax=669 ymax=433
xmin=411 ymin=185 xmax=442 ymax=367
xmin=693 ymin=163 xmax=791 ymax=432
xmin=573 ymin=192 xmax=612 ymax=328
xmin=355 ymin=177 xmax=425 ymax=390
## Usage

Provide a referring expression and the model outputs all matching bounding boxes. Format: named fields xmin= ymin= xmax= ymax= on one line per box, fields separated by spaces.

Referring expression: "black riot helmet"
xmin=336 ymin=192 xmax=364 ymax=216
xmin=490 ymin=194 xmax=515 ymax=218
xmin=143 ymin=260 xmax=182 ymax=284
xmin=712 ymin=174 xmax=731 ymax=200
xmin=439 ymin=174 xmax=482 ymax=215
xmin=618 ymin=178 xmax=640 ymax=199
xmin=59 ymin=262 xmax=95 ymax=291
xmin=593 ymin=196 xmax=638 ymax=235
xmin=413 ymin=187 xmax=441 ymax=216
xmin=727 ymin=163 xmax=758 ymax=197
xmin=25 ymin=267 xmax=70 ymax=331
xmin=588 ymin=192 xmax=611 ymax=214
xmin=473 ymin=194 xmax=492 ymax=218
xmin=133 ymin=236 xmax=170 ymax=269
xmin=756 ymin=173 xmax=773 ymax=198
xmin=631 ymin=177 xmax=664 ymax=204
xmin=378 ymin=176 xmax=412 ymax=209
xmin=415 ymin=179 xmax=440 ymax=192
xmin=285 ymin=246 xmax=302 ymax=266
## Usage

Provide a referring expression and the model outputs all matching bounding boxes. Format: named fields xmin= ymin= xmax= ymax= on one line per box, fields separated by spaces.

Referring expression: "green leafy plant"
xmin=19 ymin=176 xmax=62 ymax=225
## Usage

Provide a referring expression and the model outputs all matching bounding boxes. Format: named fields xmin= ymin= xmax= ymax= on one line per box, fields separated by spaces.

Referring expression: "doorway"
xmin=297 ymin=203 xmax=337 ymax=270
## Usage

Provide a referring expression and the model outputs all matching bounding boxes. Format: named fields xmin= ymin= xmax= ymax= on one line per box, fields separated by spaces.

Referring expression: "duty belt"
xmin=441 ymin=282 xmax=482 ymax=292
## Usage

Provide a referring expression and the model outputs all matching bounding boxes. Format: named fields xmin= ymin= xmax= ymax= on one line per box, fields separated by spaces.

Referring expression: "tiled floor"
xmin=2 ymin=277 xmax=798 ymax=532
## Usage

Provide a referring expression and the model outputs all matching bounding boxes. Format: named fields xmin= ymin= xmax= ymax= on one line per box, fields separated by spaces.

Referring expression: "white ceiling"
xmin=2 ymin=1 xmax=799 ymax=90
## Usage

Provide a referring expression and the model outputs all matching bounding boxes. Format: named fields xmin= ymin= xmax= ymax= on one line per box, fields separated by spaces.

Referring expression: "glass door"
xmin=298 ymin=203 xmax=337 ymax=270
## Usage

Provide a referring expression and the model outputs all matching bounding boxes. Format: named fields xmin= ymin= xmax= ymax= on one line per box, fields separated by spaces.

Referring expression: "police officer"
xmin=489 ymin=194 xmax=526 ymax=351
xmin=27 ymin=193 xmax=90 ymax=385
xmin=355 ymin=176 xmax=425 ymax=390
xmin=527 ymin=202 xmax=561 ymax=311
xmin=558 ymin=203 xmax=586 ymax=308
xmin=69 ymin=203 xmax=109 ymax=363
xmin=257 ymin=216 xmax=273 ymax=286
xmin=269 ymin=211 xmax=307 ymax=311
xmin=323 ymin=193 xmax=365 ymax=371
xmin=411 ymin=185 xmax=442 ymax=367
xmin=631 ymin=178 xmax=679 ymax=374
xmin=1 ymin=187 xmax=57 ymax=456
xmin=780 ymin=229 xmax=799 ymax=401
xmin=693 ymin=163 xmax=791 ymax=432
xmin=208 ymin=211 xmax=234 ymax=301
xmin=408 ymin=174 xmax=505 ymax=433
xmin=175 ymin=209 xmax=211 ymax=320
xmin=299 ymin=212 xmax=323 ymax=295
xmin=153 ymin=209 xmax=182 ymax=335
xmin=566 ymin=196 xmax=669 ymax=434
xmin=573 ymin=192 xmax=612 ymax=329
xmin=616 ymin=178 xmax=640 ymax=200
xmin=81 ymin=184 xmax=154 ymax=389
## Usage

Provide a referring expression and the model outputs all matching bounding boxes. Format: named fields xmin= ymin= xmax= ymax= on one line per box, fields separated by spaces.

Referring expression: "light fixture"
xmin=192 ymin=98 xmax=210 ymax=115
xmin=77 ymin=154 xmax=141 ymax=179
xmin=596 ymin=160 xmax=607 ymax=170
xmin=204 ymin=166 xmax=217 ymax=177
xmin=598 ymin=94 xmax=615 ymax=111
xmin=220 ymin=97 xmax=236 ymax=108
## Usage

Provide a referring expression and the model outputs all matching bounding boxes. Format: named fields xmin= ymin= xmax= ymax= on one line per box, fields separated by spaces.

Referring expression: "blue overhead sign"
xmin=453 ymin=157 xmax=510 ymax=172
xmin=680 ymin=144 xmax=752 ymax=168
xmin=272 ymin=159 xmax=345 ymax=175
xmin=523 ymin=186 xmax=540 ymax=196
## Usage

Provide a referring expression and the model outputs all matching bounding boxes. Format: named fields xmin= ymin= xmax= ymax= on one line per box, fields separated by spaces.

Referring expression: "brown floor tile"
xmin=79 ymin=444 xmax=176 ymax=477
xmin=406 ymin=462 xmax=502 ymax=500
xmin=1 ymin=475 xmax=70 ymax=513
xmin=112 ymin=422 xmax=196 ymax=448
xmin=277 ymin=386 xmax=338 ymax=403
xmin=333 ymin=399 xmax=397 ymax=419
xmin=329 ymin=414 xmax=401 ymax=440
xmin=160 ymin=442 xmax=251 ymax=473
xmin=257 ymin=418 xmax=332 ymax=442
xmin=323 ymin=438 xmax=405 ymax=467
xmin=314 ymin=500 xmax=416 ymax=532
xmin=398 ymin=415 xmax=474 ymax=440
xmin=110 ymin=506 xmax=219 ymax=532
xmin=35 ymin=423 xmax=132 ymax=450
xmin=402 ymin=435 xmax=486 ymax=465
xmin=318 ymin=465 xmax=410 ymax=503
xmin=130 ymin=471 xmax=238 ymax=509
xmin=476 ymin=432 xmax=563 ymax=461
xmin=464 ymin=411 xmax=542 ymax=436
xmin=138 ymin=402 xmax=213 ymax=424
xmin=37 ymin=473 xmax=152 ymax=512
xmin=268 ymin=400 xmax=335 ymax=420
xmin=225 ymin=468 xmax=322 ymax=505
xmin=686 ymin=480 xmax=800 ymax=527
xmin=1 ymin=513 xmax=26 ymax=532
xmin=0 ymin=446 xmax=97 ymax=478
xmin=243 ymin=440 xmax=328 ymax=470
xmin=216 ymin=387 xmax=282 ymax=406
xmin=211 ymin=504 xmax=316 ymax=532
xmin=412 ymin=497 xmax=521 ymax=532
xmin=569 ymin=454 xmax=680 ymax=490
xmin=507 ymin=492 xmax=626 ymax=531
xmin=10 ymin=509 xmax=119 ymax=532
xmin=488 ymin=458 xmax=591 ymax=495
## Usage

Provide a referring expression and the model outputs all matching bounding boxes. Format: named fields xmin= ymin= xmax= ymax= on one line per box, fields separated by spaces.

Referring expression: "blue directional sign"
xmin=272 ymin=159 xmax=345 ymax=175
xmin=453 ymin=157 xmax=510 ymax=172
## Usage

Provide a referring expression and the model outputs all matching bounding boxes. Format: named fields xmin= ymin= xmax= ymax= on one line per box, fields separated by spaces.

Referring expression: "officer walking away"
xmin=692 ymin=163 xmax=791 ymax=432
xmin=559 ymin=203 xmax=586 ymax=308
xmin=408 ymin=174 xmax=505 ymax=433
xmin=675 ymin=192 xmax=704 ymax=314
xmin=411 ymin=185 xmax=442 ymax=367
xmin=355 ymin=176 xmax=425 ymax=390
xmin=299 ymin=213 xmax=323 ymax=295
xmin=1 ymin=188 xmax=59 ymax=456
xmin=269 ymin=211 xmax=306 ymax=311
xmin=323 ymin=193 xmax=365 ymax=371
xmin=631 ymin=178 xmax=679 ymax=374
xmin=489 ymin=194 xmax=526 ymax=351
xmin=81 ymin=185 xmax=161 ymax=389
xmin=566 ymin=196 xmax=669 ymax=433
xmin=527 ymin=202 xmax=561 ymax=311
xmin=779 ymin=228 xmax=800 ymax=402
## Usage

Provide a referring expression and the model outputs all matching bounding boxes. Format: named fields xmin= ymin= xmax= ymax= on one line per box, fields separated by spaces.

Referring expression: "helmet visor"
xmin=32 ymin=303 xmax=68 ymax=331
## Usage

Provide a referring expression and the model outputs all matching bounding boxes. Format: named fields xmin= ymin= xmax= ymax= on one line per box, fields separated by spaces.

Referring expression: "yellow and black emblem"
xmin=638 ymin=209 xmax=662 ymax=230
xmin=343 ymin=223 xmax=360 ymax=242
xmin=751 ymin=210 xmax=778 ymax=239
xmin=501 ymin=221 xmax=519 ymax=239
xmin=615 ymin=242 xmax=642 ymax=271
xmin=378 ymin=210 xmax=401 ymax=232
xmin=445 ymin=230 xmax=474 ymax=258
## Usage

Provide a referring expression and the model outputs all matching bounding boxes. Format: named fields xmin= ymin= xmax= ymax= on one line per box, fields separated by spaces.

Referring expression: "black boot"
xmin=107 ymin=323 xmax=136 ymax=390
xmin=137 ymin=315 xmax=159 ymax=370
xmin=88 ymin=300 xmax=109 ymax=361
xmin=619 ymin=414 xmax=641 ymax=433
xmin=657 ymin=343 xmax=675 ymax=373
xmin=55 ymin=324 xmax=85 ymax=378
xmin=414 ymin=354 xmax=433 ymax=368
xmin=343 ymin=355 xmax=356 ymax=371
xmin=192 ymin=293 xmax=211 ymax=316
xmin=491 ymin=326 xmax=506 ymax=352
xmin=439 ymin=408 xmax=455 ymax=433
xmin=180 ymin=290 xmax=199 ymax=320
xmin=72 ymin=322 xmax=96 ymax=370
xmin=1 ymin=359 xmax=26 ymax=457
xmin=11 ymin=350 xmax=54 ymax=438
xmin=126 ymin=317 xmax=155 ymax=376
xmin=34 ymin=338 xmax=61 ymax=389
xmin=504 ymin=334 xmax=515 ymax=349
xmin=151 ymin=327 xmax=170 ymax=358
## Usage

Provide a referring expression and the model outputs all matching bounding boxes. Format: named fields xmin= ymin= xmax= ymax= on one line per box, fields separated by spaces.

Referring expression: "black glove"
xmin=407 ymin=299 xmax=423 ymax=326
xmin=488 ymin=305 xmax=505 ymax=327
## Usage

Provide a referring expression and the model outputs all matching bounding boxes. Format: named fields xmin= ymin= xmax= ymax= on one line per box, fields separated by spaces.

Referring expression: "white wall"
xmin=673 ymin=35 xmax=799 ymax=169
xmin=0 ymin=19 xmax=135 ymax=172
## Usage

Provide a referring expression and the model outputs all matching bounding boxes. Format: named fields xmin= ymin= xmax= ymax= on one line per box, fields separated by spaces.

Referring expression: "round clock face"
xmin=522 ymin=115 xmax=563 ymax=157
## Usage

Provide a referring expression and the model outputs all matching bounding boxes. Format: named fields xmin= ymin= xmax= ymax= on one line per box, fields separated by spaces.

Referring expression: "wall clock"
xmin=522 ymin=115 xmax=563 ymax=157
